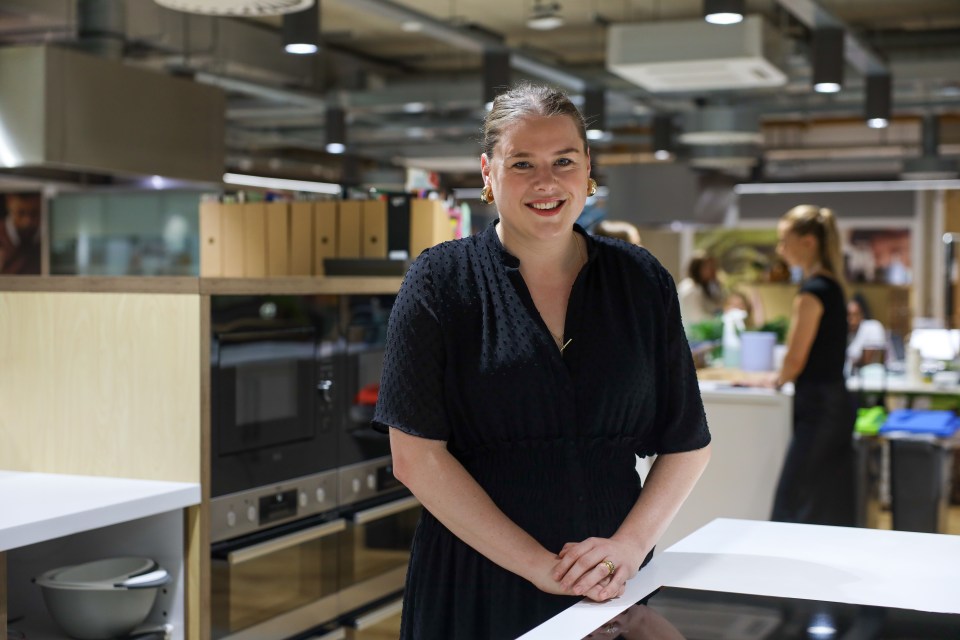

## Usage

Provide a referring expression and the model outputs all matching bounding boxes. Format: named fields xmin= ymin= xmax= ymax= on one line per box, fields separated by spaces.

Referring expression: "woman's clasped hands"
xmin=547 ymin=536 xmax=648 ymax=602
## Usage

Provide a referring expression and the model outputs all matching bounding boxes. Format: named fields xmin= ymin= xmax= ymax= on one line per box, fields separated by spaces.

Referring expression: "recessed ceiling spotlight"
xmin=867 ymin=118 xmax=889 ymax=129
xmin=703 ymin=0 xmax=744 ymax=25
xmin=527 ymin=1 xmax=563 ymax=31
xmin=404 ymin=102 xmax=427 ymax=114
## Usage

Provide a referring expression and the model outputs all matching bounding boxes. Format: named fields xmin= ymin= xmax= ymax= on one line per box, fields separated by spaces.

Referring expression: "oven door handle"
xmin=352 ymin=495 xmax=421 ymax=525
xmin=349 ymin=597 xmax=404 ymax=631
xmin=227 ymin=518 xmax=347 ymax=566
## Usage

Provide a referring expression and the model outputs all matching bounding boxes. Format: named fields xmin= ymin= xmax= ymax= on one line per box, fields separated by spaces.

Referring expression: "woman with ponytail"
xmin=769 ymin=205 xmax=855 ymax=526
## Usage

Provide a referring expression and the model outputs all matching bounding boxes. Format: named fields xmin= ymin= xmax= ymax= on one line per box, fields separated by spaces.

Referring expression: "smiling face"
xmin=481 ymin=114 xmax=590 ymax=243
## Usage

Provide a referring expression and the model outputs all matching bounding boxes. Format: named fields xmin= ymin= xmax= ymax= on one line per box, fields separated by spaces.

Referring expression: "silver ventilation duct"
xmin=0 ymin=45 xmax=226 ymax=184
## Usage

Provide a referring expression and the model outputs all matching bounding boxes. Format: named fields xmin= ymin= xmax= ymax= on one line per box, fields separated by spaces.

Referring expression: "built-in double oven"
xmin=209 ymin=294 xmax=420 ymax=640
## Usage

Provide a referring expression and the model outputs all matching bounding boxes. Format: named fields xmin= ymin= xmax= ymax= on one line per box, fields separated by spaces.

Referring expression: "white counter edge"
xmin=520 ymin=518 xmax=960 ymax=639
xmin=0 ymin=471 xmax=201 ymax=551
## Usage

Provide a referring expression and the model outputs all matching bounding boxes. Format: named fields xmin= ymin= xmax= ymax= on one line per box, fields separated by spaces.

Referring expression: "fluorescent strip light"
xmin=735 ymin=179 xmax=960 ymax=194
xmin=223 ymin=172 xmax=341 ymax=194
xmin=705 ymin=12 xmax=743 ymax=25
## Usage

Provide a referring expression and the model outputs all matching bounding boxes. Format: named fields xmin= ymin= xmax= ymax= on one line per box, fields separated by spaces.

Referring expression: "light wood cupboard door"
xmin=362 ymin=200 xmax=388 ymax=258
xmin=314 ymin=201 xmax=338 ymax=274
xmin=289 ymin=201 xmax=314 ymax=275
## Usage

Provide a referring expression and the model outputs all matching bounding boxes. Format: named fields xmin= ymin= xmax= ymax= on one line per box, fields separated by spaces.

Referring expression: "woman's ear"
xmin=480 ymin=153 xmax=490 ymax=181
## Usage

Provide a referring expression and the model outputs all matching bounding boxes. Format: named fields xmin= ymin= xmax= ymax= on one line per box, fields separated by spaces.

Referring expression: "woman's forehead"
xmin=495 ymin=114 xmax=583 ymax=153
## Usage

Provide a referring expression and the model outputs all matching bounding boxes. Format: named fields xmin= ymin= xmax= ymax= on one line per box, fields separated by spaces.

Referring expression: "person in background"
xmin=846 ymin=293 xmax=888 ymax=374
xmin=592 ymin=219 xmax=642 ymax=246
xmin=768 ymin=204 xmax=855 ymax=526
xmin=373 ymin=82 xmax=711 ymax=640
xmin=677 ymin=251 xmax=725 ymax=329
xmin=0 ymin=192 xmax=42 ymax=275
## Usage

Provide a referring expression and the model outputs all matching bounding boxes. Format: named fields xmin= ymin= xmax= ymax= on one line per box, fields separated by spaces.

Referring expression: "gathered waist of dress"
xmin=452 ymin=433 xmax=640 ymax=459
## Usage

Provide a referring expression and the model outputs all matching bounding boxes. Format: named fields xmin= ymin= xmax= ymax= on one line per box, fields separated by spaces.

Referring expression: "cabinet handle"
xmin=317 ymin=379 xmax=333 ymax=403
xmin=351 ymin=598 xmax=403 ymax=630
xmin=228 ymin=518 xmax=346 ymax=565
xmin=305 ymin=629 xmax=346 ymax=640
xmin=353 ymin=496 xmax=420 ymax=525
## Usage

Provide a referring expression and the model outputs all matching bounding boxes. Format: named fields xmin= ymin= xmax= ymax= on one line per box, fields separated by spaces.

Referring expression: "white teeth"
xmin=531 ymin=201 xmax=561 ymax=210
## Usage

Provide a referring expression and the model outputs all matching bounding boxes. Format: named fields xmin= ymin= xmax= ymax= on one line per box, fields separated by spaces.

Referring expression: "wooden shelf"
xmin=0 ymin=276 xmax=404 ymax=296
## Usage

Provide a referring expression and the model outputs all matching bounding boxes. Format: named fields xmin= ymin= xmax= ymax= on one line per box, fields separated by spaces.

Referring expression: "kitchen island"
xmin=0 ymin=471 xmax=200 ymax=640
xmin=643 ymin=382 xmax=792 ymax=551
xmin=522 ymin=517 xmax=960 ymax=639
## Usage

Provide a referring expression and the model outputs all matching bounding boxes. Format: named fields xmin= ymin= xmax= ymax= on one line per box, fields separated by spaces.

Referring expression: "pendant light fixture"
xmin=812 ymin=27 xmax=845 ymax=93
xmin=583 ymin=89 xmax=606 ymax=141
xmin=703 ymin=0 xmax=744 ymax=25
xmin=154 ymin=0 xmax=311 ymax=16
xmin=527 ymin=1 xmax=564 ymax=31
xmin=483 ymin=50 xmax=511 ymax=108
xmin=283 ymin=1 xmax=319 ymax=54
xmin=652 ymin=114 xmax=673 ymax=160
xmin=325 ymin=106 xmax=346 ymax=154
xmin=865 ymin=73 xmax=891 ymax=129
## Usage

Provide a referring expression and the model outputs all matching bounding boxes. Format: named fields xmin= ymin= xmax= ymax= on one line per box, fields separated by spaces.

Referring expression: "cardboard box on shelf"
xmin=265 ymin=201 xmax=290 ymax=277
xmin=410 ymin=199 xmax=454 ymax=259
xmin=289 ymin=201 xmax=313 ymax=276
xmin=362 ymin=199 xmax=388 ymax=259
xmin=199 ymin=200 xmax=222 ymax=277
xmin=338 ymin=201 xmax=363 ymax=259
xmin=313 ymin=201 xmax=338 ymax=274
xmin=220 ymin=202 xmax=245 ymax=277
xmin=242 ymin=202 xmax=267 ymax=277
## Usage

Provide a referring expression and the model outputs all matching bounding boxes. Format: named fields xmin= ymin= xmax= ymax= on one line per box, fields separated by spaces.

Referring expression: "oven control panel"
xmin=339 ymin=455 xmax=398 ymax=507
xmin=210 ymin=468 xmax=340 ymax=543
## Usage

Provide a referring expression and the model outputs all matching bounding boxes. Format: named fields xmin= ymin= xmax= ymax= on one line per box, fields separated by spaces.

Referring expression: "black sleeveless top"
xmin=796 ymin=274 xmax=847 ymax=386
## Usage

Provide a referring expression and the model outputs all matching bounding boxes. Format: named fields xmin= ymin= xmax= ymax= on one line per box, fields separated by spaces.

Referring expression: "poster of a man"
xmin=0 ymin=192 xmax=42 ymax=275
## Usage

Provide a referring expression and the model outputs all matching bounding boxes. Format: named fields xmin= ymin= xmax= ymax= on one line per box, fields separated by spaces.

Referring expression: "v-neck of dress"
xmin=487 ymin=222 xmax=592 ymax=366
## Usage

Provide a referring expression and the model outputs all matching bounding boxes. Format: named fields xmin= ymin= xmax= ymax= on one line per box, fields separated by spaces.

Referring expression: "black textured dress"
xmin=372 ymin=222 xmax=711 ymax=639
xmin=772 ymin=274 xmax=856 ymax=526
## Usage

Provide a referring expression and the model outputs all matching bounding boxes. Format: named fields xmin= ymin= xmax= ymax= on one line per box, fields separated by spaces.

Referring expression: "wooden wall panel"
xmin=0 ymin=292 xmax=201 ymax=483
xmin=289 ymin=202 xmax=314 ymax=276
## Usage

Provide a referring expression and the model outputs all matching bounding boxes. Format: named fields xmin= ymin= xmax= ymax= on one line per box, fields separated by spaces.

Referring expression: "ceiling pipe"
xmin=340 ymin=0 xmax=622 ymax=96
xmin=774 ymin=0 xmax=888 ymax=76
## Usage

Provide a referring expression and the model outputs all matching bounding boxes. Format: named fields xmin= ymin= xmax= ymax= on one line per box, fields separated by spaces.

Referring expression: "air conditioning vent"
xmin=607 ymin=16 xmax=788 ymax=92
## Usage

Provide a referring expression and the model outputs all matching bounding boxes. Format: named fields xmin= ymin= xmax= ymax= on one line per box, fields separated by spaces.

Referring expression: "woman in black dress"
xmin=373 ymin=83 xmax=712 ymax=639
xmin=770 ymin=205 xmax=856 ymax=526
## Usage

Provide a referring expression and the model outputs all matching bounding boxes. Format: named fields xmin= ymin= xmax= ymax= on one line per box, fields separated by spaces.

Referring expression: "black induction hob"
xmin=580 ymin=587 xmax=960 ymax=640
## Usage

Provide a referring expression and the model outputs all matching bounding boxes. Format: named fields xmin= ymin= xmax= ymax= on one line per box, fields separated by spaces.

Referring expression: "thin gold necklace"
xmin=549 ymin=234 xmax=585 ymax=354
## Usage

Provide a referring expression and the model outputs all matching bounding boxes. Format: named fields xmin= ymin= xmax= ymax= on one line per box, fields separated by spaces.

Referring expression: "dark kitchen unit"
xmin=208 ymin=294 xmax=419 ymax=640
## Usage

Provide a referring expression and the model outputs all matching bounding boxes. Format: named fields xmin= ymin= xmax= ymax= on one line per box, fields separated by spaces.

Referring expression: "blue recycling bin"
xmin=880 ymin=410 xmax=958 ymax=533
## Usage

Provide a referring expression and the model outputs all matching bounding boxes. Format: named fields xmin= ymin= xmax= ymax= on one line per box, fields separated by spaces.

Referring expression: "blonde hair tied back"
xmin=782 ymin=204 xmax=846 ymax=288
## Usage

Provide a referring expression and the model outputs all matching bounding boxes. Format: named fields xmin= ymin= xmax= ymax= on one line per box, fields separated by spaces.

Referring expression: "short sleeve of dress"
xmin=647 ymin=264 xmax=711 ymax=455
xmin=371 ymin=250 xmax=450 ymax=440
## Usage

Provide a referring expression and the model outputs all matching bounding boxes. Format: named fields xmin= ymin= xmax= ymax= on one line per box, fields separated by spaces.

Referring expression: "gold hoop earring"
xmin=587 ymin=178 xmax=598 ymax=197
xmin=480 ymin=185 xmax=494 ymax=204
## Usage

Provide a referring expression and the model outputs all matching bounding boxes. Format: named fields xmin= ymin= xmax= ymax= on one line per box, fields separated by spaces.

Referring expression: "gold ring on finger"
xmin=600 ymin=559 xmax=615 ymax=576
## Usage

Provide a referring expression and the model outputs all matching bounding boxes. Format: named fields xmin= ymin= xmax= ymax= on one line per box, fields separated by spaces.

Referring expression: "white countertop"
xmin=521 ymin=518 xmax=960 ymax=639
xmin=0 ymin=471 xmax=200 ymax=551
xmin=847 ymin=375 xmax=960 ymax=395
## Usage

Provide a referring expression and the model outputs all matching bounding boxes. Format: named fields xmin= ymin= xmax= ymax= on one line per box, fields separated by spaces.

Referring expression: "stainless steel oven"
xmin=343 ymin=597 xmax=404 ymax=639
xmin=211 ymin=513 xmax=347 ymax=640
xmin=338 ymin=294 xmax=396 ymax=508
xmin=338 ymin=493 xmax=420 ymax=615
xmin=210 ymin=295 xmax=342 ymax=504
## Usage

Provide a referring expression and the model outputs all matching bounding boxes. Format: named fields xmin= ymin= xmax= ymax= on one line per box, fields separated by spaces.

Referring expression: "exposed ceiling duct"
xmin=0 ymin=45 xmax=225 ymax=184
xmin=901 ymin=114 xmax=959 ymax=179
